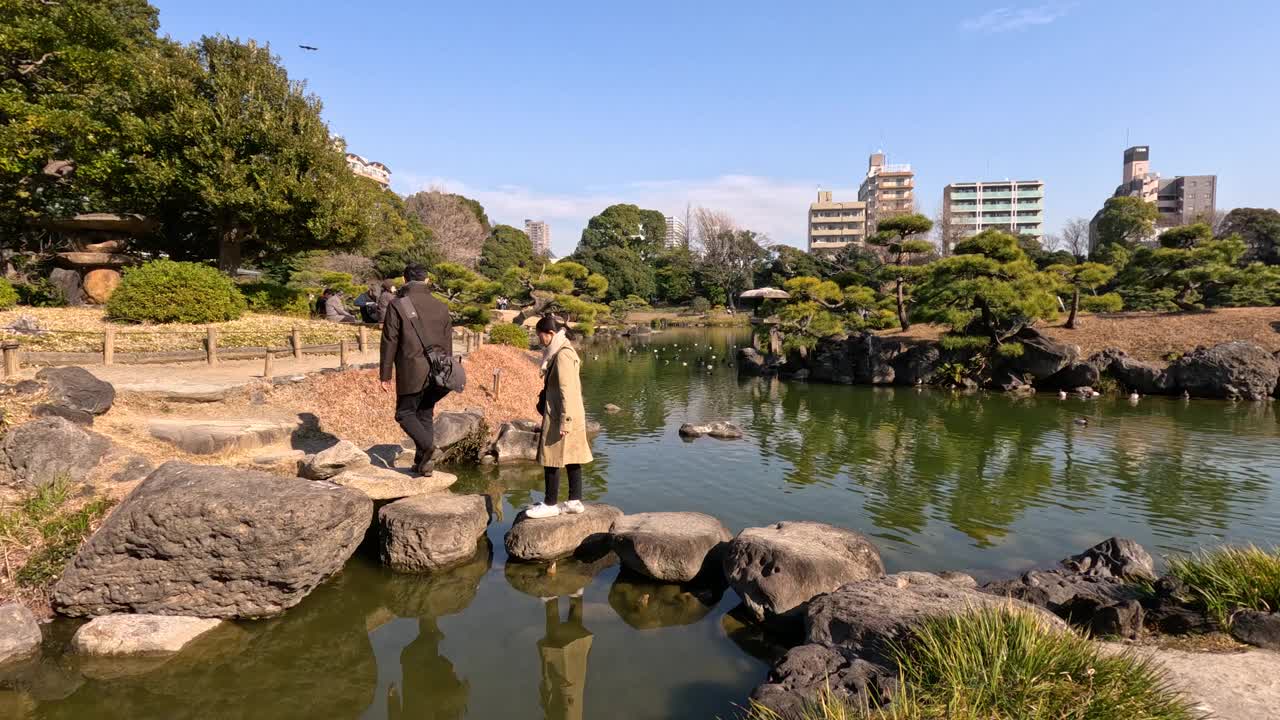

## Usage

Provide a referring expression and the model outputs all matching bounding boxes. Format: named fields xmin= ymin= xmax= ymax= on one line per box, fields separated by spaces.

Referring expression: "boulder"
xmin=328 ymin=466 xmax=456 ymax=501
xmin=52 ymin=461 xmax=372 ymax=618
xmin=300 ymin=440 xmax=370 ymax=480
xmin=433 ymin=410 xmax=484 ymax=449
xmin=148 ymin=417 xmax=301 ymax=455
xmin=678 ymin=421 xmax=744 ymax=440
xmin=724 ymin=521 xmax=886 ymax=621
xmin=1093 ymin=349 xmax=1172 ymax=395
xmin=608 ymin=573 xmax=725 ymax=629
xmin=604 ymin=403 xmax=622 ymax=414
xmin=378 ymin=493 xmax=491 ymax=573
xmin=71 ymin=615 xmax=224 ymax=655
xmin=1140 ymin=576 xmax=1216 ymax=635
xmin=35 ymin=366 xmax=115 ymax=415
xmin=890 ymin=343 xmax=941 ymax=386
xmin=806 ymin=572 xmax=1065 ymax=663
xmin=494 ymin=421 xmax=540 ymax=463
xmin=1 ymin=416 xmax=112 ymax=489
xmin=999 ymin=327 xmax=1078 ymax=382
xmin=1229 ymin=610 xmax=1280 ymax=650
xmin=31 ymin=403 xmax=94 ymax=426
xmin=611 ymin=511 xmax=732 ymax=582
xmin=981 ymin=569 xmax=1147 ymax=638
xmin=1169 ymin=341 xmax=1280 ymax=400
xmin=10 ymin=380 xmax=41 ymax=395
xmin=750 ymin=645 xmax=894 ymax=719
xmin=1060 ymin=537 xmax=1156 ymax=581
xmin=1044 ymin=360 xmax=1101 ymax=390
xmin=48 ymin=268 xmax=85 ymax=306
xmin=82 ymin=268 xmax=122 ymax=304
xmin=0 ymin=603 xmax=41 ymax=666
xmin=505 ymin=503 xmax=623 ymax=562
xmin=809 ymin=334 xmax=896 ymax=385
xmin=737 ymin=347 xmax=773 ymax=377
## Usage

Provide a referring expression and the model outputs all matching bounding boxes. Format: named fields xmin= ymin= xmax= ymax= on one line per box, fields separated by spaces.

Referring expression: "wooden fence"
xmin=0 ymin=325 xmax=486 ymax=379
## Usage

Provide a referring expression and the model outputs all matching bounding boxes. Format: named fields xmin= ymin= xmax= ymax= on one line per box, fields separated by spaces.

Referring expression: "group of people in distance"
xmin=378 ymin=264 xmax=592 ymax=517
xmin=320 ymin=280 xmax=397 ymax=324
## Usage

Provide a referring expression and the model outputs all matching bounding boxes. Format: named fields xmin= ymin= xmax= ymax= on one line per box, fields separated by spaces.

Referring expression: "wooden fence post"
xmin=339 ymin=340 xmax=349 ymax=369
xmin=263 ymin=351 xmax=274 ymax=378
xmin=103 ymin=327 xmax=115 ymax=366
xmin=492 ymin=367 xmax=501 ymax=398
xmin=206 ymin=327 xmax=218 ymax=366
xmin=292 ymin=327 xmax=303 ymax=361
xmin=1 ymin=341 xmax=18 ymax=379
xmin=357 ymin=325 xmax=368 ymax=353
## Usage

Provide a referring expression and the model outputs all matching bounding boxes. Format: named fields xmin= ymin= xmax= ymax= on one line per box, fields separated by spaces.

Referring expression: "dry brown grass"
xmin=880 ymin=307 xmax=1280 ymax=362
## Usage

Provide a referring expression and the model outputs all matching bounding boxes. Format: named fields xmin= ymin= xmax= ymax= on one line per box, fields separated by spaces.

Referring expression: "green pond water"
xmin=16 ymin=327 xmax=1280 ymax=719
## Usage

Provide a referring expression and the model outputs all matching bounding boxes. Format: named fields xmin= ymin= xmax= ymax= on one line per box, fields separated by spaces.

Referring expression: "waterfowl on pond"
xmin=1129 ymin=392 xmax=1140 ymax=401
xmin=1059 ymin=390 xmax=1068 ymax=400
xmin=1074 ymin=418 xmax=1089 ymax=426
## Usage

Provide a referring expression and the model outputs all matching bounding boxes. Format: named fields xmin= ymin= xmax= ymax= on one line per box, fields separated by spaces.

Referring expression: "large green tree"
xmin=577 ymin=203 xmax=666 ymax=259
xmin=1095 ymin=196 xmax=1158 ymax=249
xmin=477 ymin=224 xmax=533 ymax=279
xmin=1116 ymin=232 xmax=1280 ymax=310
xmin=1218 ymin=208 xmax=1280 ymax=264
xmin=653 ymin=246 xmax=696 ymax=304
xmin=867 ymin=213 xmax=934 ymax=330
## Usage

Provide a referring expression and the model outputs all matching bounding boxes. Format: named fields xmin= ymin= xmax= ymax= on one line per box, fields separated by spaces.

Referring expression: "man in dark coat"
xmin=380 ymin=264 xmax=454 ymax=476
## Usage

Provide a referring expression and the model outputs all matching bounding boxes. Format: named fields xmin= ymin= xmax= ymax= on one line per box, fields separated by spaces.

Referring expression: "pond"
xmin=20 ymin=327 xmax=1280 ymax=719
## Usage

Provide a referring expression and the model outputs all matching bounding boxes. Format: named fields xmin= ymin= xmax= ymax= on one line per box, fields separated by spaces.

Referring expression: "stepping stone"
xmin=611 ymin=512 xmax=733 ymax=582
xmin=300 ymin=440 xmax=369 ymax=480
xmin=379 ymin=494 xmax=490 ymax=573
xmin=71 ymin=615 xmax=223 ymax=656
xmin=328 ymin=466 xmax=456 ymax=501
xmin=148 ymin=417 xmax=301 ymax=455
xmin=724 ymin=521 xmax=885 ymax=621
xmin=505 ymin=503 xmax=623 ymax=562
xmin=678 ymin=421 xmax=743 ymax=439
xmin=0 ymin=603 xmax=41 ymax=666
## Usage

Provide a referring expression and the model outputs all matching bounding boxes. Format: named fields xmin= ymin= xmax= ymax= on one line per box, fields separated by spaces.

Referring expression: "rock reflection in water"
xmin=380 ymin=538 xmax=492 ymax=618
xmin=538 ymin=595 xmax=593 ymax=720
xmin=505 ymin=550 xmax=619 ymax=599
xmin=607 ymin=571 xmax=725 ymax=630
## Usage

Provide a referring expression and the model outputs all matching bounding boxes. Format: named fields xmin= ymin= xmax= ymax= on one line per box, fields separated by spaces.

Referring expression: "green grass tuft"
xmin=742 ymin=607 xmax=1196 ymax=720
xmin=1 ymin=478 xmax=115 ymax=589
xmin=1166 ymin=545 xmax=1280 ymax=628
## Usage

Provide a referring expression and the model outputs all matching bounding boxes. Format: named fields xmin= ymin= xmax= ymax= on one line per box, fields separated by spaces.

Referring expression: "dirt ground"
xmin=1100 ymin=641 xmax=1280 ymax=720
xmin=880 ymin=307 xmax=1280 ymax=362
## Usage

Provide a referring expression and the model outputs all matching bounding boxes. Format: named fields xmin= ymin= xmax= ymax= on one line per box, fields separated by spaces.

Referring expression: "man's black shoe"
xmin=416 ymin=459 xmax=435 ymax=477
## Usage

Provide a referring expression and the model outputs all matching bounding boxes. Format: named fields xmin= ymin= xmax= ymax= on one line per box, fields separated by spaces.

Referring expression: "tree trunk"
xmin=1066 ymin=288 xmax=1080 ymax=329
xmin=895 ymin=279 xmax=910 ymax=331
xmin=513 ymin=294 xmax=553 ymax=325
xmin=977 ymin=298 xmax=1001 ymax=347
xmin=217 ymin=224 xmax=245 ymax=275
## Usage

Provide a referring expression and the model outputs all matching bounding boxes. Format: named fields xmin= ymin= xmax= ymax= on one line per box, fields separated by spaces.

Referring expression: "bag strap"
xmin=395 ymin=296 xmax=442 ymax=357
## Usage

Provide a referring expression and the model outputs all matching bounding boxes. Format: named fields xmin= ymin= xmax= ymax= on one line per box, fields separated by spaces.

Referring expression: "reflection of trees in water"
xmin=744 ymin=382 xmax=1275 ymax=548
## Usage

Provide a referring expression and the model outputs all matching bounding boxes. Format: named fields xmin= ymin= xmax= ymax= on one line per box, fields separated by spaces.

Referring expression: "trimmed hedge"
xmin=240 ymin=281 xmax=312 ymax=317
xmin=0 ymin=278 xmax=17 ymax=310
xmin=487 ymin=323 xmax=530 ymax=348
xmin=107 ymin=260 xmax=246 ymax=324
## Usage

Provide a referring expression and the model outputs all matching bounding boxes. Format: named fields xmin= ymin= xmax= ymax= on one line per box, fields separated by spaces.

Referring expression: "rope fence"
xmin=0 ymin=325 xmax=486 ymax=378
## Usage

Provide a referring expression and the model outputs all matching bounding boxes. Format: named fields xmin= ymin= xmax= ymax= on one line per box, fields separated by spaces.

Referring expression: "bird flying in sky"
xmin=299 ymin=45 xmax=319 ymax=51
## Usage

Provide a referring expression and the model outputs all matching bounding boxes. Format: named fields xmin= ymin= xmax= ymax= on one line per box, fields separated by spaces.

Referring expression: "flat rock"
xmin=611 ymin=511 xmax=732 ymax=582
xmin=604 ymin=403 xmax=622 ymax=413
xmin=724 ymin=521 xmax=886 ymax=621
xmin=55 ymin=252 xmax=135 ymax=268
xmin=71 ymin=615 xmax=223 ymax=656
xmin=52 ymin=461 xmax=372 ymax=618
xmin=31 ymin=403 xmax=94 ymax=426
xmin=149 ymin=417 xmax=300 ymax=455
xmin=378 ymin=493 xmax=491 ymax=573
xmin=1231 ymin=610 xmax=1280 ymax=650
xmin=493 ymin=421 xmax=539 ymax=462
xmin=0 ymin=603 xmax=41 ymax=666
xmin=505 ymin=503 xmax=623 ymax=562
xmin=328 ymin=466 xmax=456 ymax=500
xmin=35 ymin=366 xmax=115 ymax=415
xmin=678 ymin=421 xmax=743 ymax=439
xmin=0 ymin=416 xmax=112 ymax=489
xmin=300 ymin=440 xmax=370 ymax=480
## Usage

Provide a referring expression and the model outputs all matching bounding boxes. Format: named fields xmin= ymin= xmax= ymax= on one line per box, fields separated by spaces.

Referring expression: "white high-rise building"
xmin=524 ymin=219 xmax=551 ymax=256
xmin=664 ymin=215 xmax=687 ymax=248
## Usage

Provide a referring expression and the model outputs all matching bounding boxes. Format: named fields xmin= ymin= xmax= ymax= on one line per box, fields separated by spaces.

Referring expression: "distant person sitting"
xmin=354 ymin=284 xmax=380 ymax=323
xmin=323 ymin=289 xmax=359 ymax=324
xmin=375 ymin=279 xmax=397 ymax=324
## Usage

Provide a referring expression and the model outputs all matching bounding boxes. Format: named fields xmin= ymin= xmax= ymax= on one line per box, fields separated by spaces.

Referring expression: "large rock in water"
xmin=35 ymin=366 xmax=115 ymax=415
xmin=678 ymin=421 xmax=743 ymax=439
xmin=1170 ymin=341 xmax=1280 ymax=400
xmin=505 ymin=503 xmax=623 ymax=562
xmin=0 ymin=603 xmax=41 ymax=666
xmin=52 ymin=461 xmax=372 ymax=618
xmin=71 ymin=615 xmax=224 ymax=656
xmin=998 ymin=327 xmax=1078 ymax=382
xmin=378 ymin=493 xmax=490 ymax=573
xmin=611 ymin=512 xmax=732 ymax=582
xmin=1061 ymin=536 xmax=1156 ymax=581
xmin=1092 ymin=349 xmax=1172 ymax=395
xmin=493 ymin=421 xmax=540 ymax=463
xmin=724 ymin=521 xmax=886 ymax=621
xmin=1 ymin=416 xmax=111 ymax=488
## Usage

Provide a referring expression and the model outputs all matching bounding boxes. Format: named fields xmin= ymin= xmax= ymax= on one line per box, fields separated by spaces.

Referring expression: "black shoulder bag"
xmin=395 ymin=297 xmax=467 ymax=392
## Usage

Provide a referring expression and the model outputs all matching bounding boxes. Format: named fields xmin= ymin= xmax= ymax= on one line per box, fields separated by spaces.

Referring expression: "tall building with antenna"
xmin=1089 ymin=146 xmax=1217 ymax=250
xmin=857 ymin=151 xmax=915 ymax=233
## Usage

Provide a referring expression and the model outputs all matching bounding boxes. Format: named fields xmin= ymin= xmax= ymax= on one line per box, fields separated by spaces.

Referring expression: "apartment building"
xmin=1090 ymin=146 xmax=1217 ymax=249
xmin=857 ymin=152 xmax=915 ymax=232
xmin=344 ymin=153 xmax=391 ymax=187
xmin=524 ymin=219 xmax=551 ymax=256
xmin=942 ymin=180 xmax=1046 ymax=250
xmin=664 ymin=215 xmax=687 ymax=249
xmin=807 ymin=190 xmax=867 ymax=253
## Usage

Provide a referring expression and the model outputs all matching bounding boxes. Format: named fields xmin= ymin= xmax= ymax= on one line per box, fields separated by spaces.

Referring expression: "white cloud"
xmin=961 ymin=3 xmax=1074 ymax=33
xmin=393 ymin=173 xmax=860 ymax=257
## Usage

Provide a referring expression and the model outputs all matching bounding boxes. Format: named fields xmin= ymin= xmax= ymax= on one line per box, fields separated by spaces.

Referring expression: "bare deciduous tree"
xmin=1060 ymin=217 xmax=1091 ymax=259
xmin=689 ymin=207 xmax=737 ymax=256
xmin=931 ymin=210 xmax=969 ymax=256
xmin=691 ymin=207 xmax=765 ymax=309
xmin=403 ymin=188 xmax=488 ymax=267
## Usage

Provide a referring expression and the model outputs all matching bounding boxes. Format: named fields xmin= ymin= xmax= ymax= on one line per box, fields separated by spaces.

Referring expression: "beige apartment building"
xmin=808 ymin=190 xmax=867 ymax=253
xmin=524 ymin=219 xmax=551 ymax=256
xmin=857 ymin=152 xmax=915 ymax=232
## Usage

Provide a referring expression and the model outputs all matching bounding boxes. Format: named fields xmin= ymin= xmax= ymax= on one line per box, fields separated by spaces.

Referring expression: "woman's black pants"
xmin=544 ymin=464 xmax=582 ymax=503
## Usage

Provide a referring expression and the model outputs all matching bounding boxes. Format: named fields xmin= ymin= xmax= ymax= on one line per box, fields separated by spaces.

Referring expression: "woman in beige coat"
xmin=526 ymin=315 xmax=594 ymax=519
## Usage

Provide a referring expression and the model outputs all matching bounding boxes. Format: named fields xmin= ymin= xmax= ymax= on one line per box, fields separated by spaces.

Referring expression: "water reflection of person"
xmin=387 ymin=617 xmax=469 ymax=720
xmin=538 ymin=595 xmax=594 ymax=720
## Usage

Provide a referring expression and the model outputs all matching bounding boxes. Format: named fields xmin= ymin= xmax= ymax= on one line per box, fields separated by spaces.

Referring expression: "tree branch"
xmin=18 ymin=52 xmax=58 ymax=75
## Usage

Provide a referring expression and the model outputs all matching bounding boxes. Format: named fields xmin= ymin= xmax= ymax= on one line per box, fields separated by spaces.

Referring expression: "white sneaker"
xmin=563 ymin=500 xmax=586 ymax=515
xmin=525 ymin=502 xmax=561 ymax=519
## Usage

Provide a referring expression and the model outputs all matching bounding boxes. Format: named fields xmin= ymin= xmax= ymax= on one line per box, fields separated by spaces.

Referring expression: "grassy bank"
xmin=1167 ymin=545 xmax=1280 ymax=628
xmin=746 ymin=608 xmax=1195 ymax=720
xmin=0 ymin=306 xmax=376 ymax=354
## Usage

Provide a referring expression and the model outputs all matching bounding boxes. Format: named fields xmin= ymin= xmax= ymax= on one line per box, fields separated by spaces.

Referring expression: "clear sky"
xmin=152 ymin=0 xmax=1279 ymax=256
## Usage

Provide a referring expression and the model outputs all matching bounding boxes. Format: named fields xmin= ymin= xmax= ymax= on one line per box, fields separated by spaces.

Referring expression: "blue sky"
xmin=153 ymin=0 xmax=1279 ymax=255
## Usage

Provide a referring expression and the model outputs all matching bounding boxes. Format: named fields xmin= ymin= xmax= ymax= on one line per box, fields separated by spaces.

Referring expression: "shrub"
xmin=1167 ymin=545 xmax=1280 ymax=628
xmin=487 ymin=323 xmax=530 ymax=348
xmin=0 ymin=278 xmax=17 ymax=310
xmin=240 ymin=281 xmax=312 ymax=317
xmin=576 ymin=319 xmax=595 ymax=337
xmin=690 ymin=297 xmax=711 ymax=314
xmin=288 ymin=270 xmax=365 ymax=299
xmin=107 ymin=260 xmax=246 ymax=323
xmin=14 ymin=278 xmax=66 ymax=307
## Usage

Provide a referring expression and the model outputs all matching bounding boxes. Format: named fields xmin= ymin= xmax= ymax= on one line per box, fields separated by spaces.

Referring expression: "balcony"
xmin=979 ymin=191 xmax=1013 ymax=199
xmin=949 ymin=191 xmax=979 ymax=200
xmin=1015 ymin=189 xmax=1043 ymax=198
